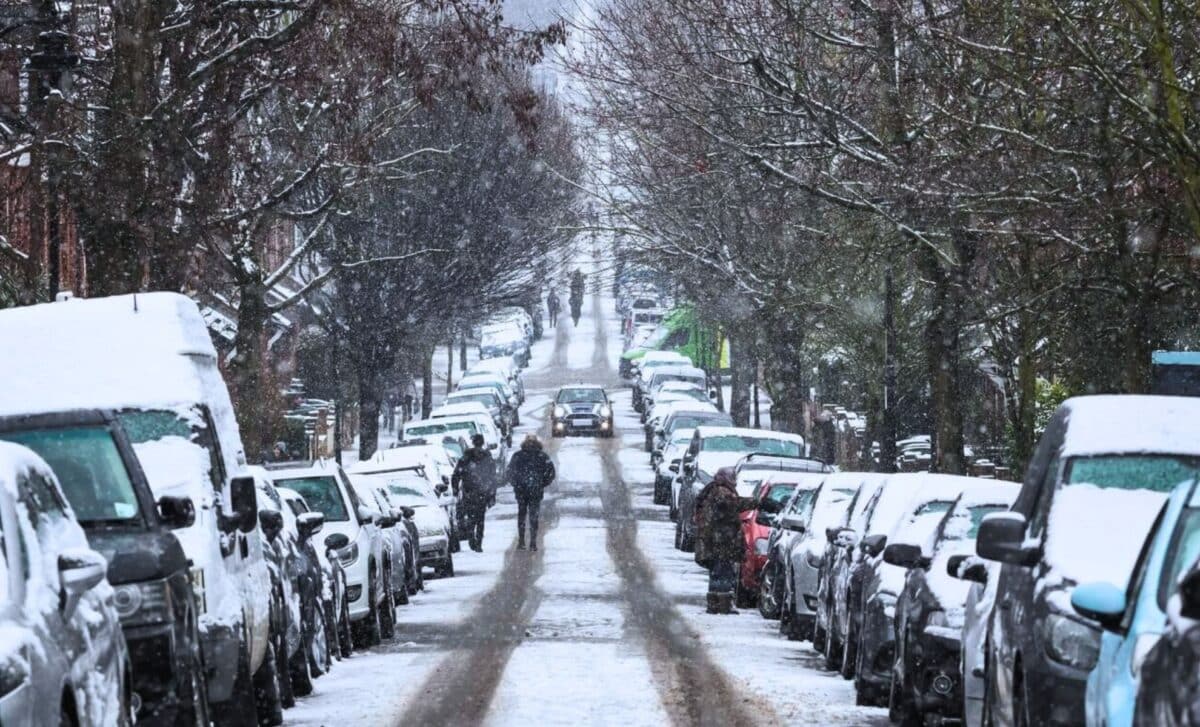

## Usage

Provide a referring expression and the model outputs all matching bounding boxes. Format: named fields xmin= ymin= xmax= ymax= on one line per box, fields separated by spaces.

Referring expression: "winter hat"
xmin=521 ymin=434 xmax=543 ymax=451
xmin=471 ymin=434 xmax=486 ymax=448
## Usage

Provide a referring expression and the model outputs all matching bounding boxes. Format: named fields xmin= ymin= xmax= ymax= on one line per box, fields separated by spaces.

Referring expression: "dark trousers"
xmin=463 ymin=497 xmax=488 ymax=550
xmin=708 ymin=559 xmax=737 ymax=594
xmin=516 ymin=496 xmax=542 ymax=545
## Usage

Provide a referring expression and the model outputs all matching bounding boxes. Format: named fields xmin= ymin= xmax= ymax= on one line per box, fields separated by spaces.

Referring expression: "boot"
xmin=706 ymin=592 xmax=720 ymax=614
xmin=516 ymin=538 xmax=526 ymax=550
xmin=717 ymin=592 xmax=737 ymax=615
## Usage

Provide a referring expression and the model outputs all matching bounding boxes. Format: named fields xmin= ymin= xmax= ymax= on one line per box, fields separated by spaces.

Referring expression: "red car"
xmin=737 ymin=474 xmax=816 ymax=607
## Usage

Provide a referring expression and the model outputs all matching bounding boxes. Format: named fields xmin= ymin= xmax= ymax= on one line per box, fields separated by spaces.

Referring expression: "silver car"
xmin=0 ymin=442 xmax=131 ymax=725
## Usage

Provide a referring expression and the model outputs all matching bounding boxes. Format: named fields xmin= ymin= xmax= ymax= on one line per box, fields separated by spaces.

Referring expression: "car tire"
xmin=276 ymin=626 xmax=295 ymax=708
xmin=735 ymin=583 xmax=756 ymax=609
xmin=813 ymin=622 xmax=827 ymax=654
xmin=213 ymin=639 xmax=257 ymax=727
xmin=889 ymin=633 xmax=922 ymax=727
xmin=674 ymin=517 xmax=684 ymax=550
xmin=680 ymin=523 xmax=695 ymax=552
xmin=824 ymin=629 xmax=843 ymax=671
xmin=758 ymin=565 xmax=779 ymax=620
xmin=251 ymin=638 xmax=284 ymax=726
xmin=289 ymin=635 xmax=313 ymax=697
xmin=435 ymin=551 xmax=455 ymax=578
xmin=396 ymin=576 xmax=410 ymax=605
xmin=352 ymin=574 xmax=382 ymax=649
xmin=379 ymin=569 xmax=397 ymax=640
xmin=840 ymin=631 xmax=857 ymax=680
xmin=337 ymin=592 xmax=353 ymax=659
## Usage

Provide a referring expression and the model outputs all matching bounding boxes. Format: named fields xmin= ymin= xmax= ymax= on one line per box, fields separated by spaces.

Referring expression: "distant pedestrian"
xmin=451 ymin=434 xmax=496 ymax=552
xmin=547 ymin=291 xmax=561 ymax=328
xmin=693 ymin=467 xmax=757 ymax=614
xmin=506 ymin=434 xmax=556 ymax=551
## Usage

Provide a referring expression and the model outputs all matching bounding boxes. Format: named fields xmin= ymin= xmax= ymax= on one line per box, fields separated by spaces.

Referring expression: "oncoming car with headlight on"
xmin=551 ymin=386 xmax=614 ymax=438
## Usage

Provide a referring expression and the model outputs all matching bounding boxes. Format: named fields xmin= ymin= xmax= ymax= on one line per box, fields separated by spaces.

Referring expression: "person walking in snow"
xmin=693 ymin=467 xmax=757 ymax=614
xmin=568 ymin=270 xmax=585 ymax=326
xmin=506 ymin=434 xmax=556 ymax=551
xmin=547 ymin=290 xmax=560 ymax=328
xmin=451 ymin=434 xmax=496 ymax=552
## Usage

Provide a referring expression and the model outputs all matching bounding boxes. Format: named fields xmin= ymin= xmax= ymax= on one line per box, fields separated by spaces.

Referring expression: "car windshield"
xmin=0 ymin=425 xmax=143 ymax=527
xmin=702 ymin=435 xmax=801 ymax=457
xmin=448 ymin=393 xmax=498 ymax=408
xmin=1066 ymin=455 xmax=1200 ymax=493
xmin=276 ymin=476 xmax=348 ymax=522
xmin=652 ymin=374 xmax=704 ymax=389
xmin=669 ymin=414 xmax=729 ymax=431
xmin=460 ymin=380 xmax=504 ymax=394
xmin=558 ymin=389 xmax=605 ymax=404
xmin=1159 ymin=507 xmax=1200 ymax=609
xmin=763 ymin=483 xmax=802 ymax=509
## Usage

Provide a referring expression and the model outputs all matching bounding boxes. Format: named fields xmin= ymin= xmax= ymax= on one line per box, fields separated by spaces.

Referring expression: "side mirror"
xmin=779 ymin=514 xmax=806 ymax=533
xmin=324 ymin=533 xmax=350 ymax=552
xmin=59 ymin=548 xmax=107 ymax=618
xmin=860 ymin=533 xmax=887 ymax=557
xmin=684 ymin=461 xmax=696 ymax=476
xmin=229 ymin=476 xmax=258 ymax=534
xmin=669 ymin=461 xmax=680 ymax=473
xmin=401 ymin=506 xmax=416 ymax=519
xmin=378 ymin=515 xmax=397 ymax=528
xmin=1179 ymin=568 xmax=1200 ymax=621
xmin=883 ymin=543 xmax=928 ymax=569
xmin=435 ymin=483 xmax=449 ymax=496
xmin=946 ymin=554 xmax=989 ymax=584
xmin=1070 ymin=581 xmax=1127 ymax=632
xmin=357 ymin=504 xmax=377 ymax=524
xmin=976 ymin=513 xmax=1039 ymax=566
xmin=258 ymin=509 xmax=284 ymax=542
xmin=158 ymin=495 xmax=196 ymax=529
xmin=297 ymin=512 xmax=325 ymax=539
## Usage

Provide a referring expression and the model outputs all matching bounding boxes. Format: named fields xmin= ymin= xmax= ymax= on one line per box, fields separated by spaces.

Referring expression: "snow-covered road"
xmin=286 ymin=293 xmax=889 ymax=726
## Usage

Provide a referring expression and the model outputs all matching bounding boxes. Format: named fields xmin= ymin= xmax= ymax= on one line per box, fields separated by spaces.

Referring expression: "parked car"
xmin=354 ymin=476 xmax=418 ymax=604
xmin=0 ymin=292 xmax=274 ymax=724
xmin=367 ymin=472 xmax=455 ymax=578
xmin=775 ymin=472 xmax=870 ymax=637
xmin=443 ymin=389 xmax=513 ymax=437
xmin=655 ymin=427 xmax=696 ymax=508
xmin=479 ymin=322 xmax=530 ymax=366
xmin=278 ymin=487 xmax=353 ymax=660
xmin=466 ymin=356 xmax=525 ymax=403
xmin=0 ymin=441 xmax=133 ymax=726
xmin=551 ymin=385 xmax=615 ymax=438
xmin=265 ymin=461 xmax=393 ymax=650
xmin=457 ymin=374 xmax=521 ymax=426
xmin=883 ymin=483 xmax=1020 ymax=724
xmin=850 ymin=475 xmax=976 ymax=703
xmin=349 ymin=447 xmax=460 ymax=550
xmin=407 ymin=412 xmax=507 ymax=463
xmin=738 ymin=473 xmax=826 ymax=607
xmin=651 ymin=408 xmax=734 ymax=462
xmin=639 ymin=365 xmax=708 ymax=414
xmin=632 ymin=351 xmax=693 ymax=412
xmin=644 ymin=399 xmax=717 ymax=452
xmin=823 ymin=474 xmax=924 ymax=671
xmin=1068 ymin=474 xmax=1200 ymax=727
xmin=734 ymin=453 xmax=829 ymax=497
xmin=1132 ymin=557 xmax=1200 ymax=726
xmin=975 ymin=395 xmax=1200 ymax=727
xmin=675 ymin=427 xmax=809 ymax=553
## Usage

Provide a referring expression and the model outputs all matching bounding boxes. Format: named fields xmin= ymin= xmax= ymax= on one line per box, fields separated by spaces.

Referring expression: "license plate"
xmin=571 ymin=416 xmax=593 ymax=424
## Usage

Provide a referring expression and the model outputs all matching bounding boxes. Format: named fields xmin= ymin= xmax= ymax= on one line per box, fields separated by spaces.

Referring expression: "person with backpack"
xmin=451 ymin=434 xmax=497 ymax=552
xmin=506 ymin=434 xmax=556 ymax=551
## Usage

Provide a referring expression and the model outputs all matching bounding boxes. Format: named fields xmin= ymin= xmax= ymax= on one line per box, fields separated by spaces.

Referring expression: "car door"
xmin=0 ymin=490 xmax=34 ymax=726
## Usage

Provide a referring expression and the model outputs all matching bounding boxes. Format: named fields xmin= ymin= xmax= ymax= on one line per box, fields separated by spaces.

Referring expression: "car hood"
xmin=1044 ymin=485 xmax=1167 ymax=590
xmin=91 ymin=528 xmax=190 ymax=585
xmin=695 ymin=452 xmax=748 ymax=476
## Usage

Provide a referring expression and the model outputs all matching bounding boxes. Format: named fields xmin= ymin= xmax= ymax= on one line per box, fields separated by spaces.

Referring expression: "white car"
xmin=426 ymin=407 xmax=511 ymax=459
xmin=266 ymin=461 xmax=393 ymax=649
xmin=0 ymin=442 xmax=130 ymax=727
xmin=466 ymin=357 xmax=525 ymax=403
xmin=656 ymin=427 xmax=696 ymax=514
xmin=349 ymin=446 xmax=460 ymax=548
xmin=370 ymin=472 xmax=455 ymax=578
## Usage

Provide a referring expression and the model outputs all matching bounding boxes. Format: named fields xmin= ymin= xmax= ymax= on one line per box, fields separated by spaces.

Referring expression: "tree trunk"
xmin=460 ymin=335 xmax=468 ymax=371
xmin=84 ymin=221 xmax=143 ymax=296
xmin=729 ymin=330 xmax=753 ymax=427
xmin=357 ymin=369 xmax=382 ymax=461
xmin=230 ymin=280 xmax=269 ymax=461
xmin=447 ymin=339 xmax=454 ymax=391
xmin=421 ymin=347 xmax=434 ymax=418
xmin=879 ymin=264 xmax=899 ymax=473
xmin=920 ymin=246 xmax=966 ymax=475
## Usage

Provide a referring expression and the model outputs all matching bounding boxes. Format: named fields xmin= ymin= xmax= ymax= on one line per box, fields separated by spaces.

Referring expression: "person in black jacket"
xmin=451 ymin=434 xmax=496 ymax=552
xmin=505 ymin=434 xmax=556 ymax=551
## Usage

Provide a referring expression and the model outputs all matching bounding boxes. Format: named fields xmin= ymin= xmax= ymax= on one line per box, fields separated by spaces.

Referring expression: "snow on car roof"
xmin=641 ymin=350 xmax=689 ymax=363
xmin=658 ymin=381 xmax=705 ymax=392
xmin=693 ymin=426 xmax=805 ymax=444
xmin=431 ymin=402 xmax=491 ymax=417
xmin=468 ymin=357 xmax=517 ymax=375
xmin=1060 ymin=395 xmax=1200 ymax=457
xmin=649 ymin=365 xmax=706 ymax=379
xmin=762 ymin=471 xmax=826 ymax=488
xmin=263 ymin=459 xmax=345 ymax=479
xmin=0 ymin=292 xmax=220 ymax=417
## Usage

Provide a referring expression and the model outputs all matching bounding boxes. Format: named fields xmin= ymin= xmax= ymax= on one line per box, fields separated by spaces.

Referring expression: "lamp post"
xmin=28 ymin=0 xmax=77 ymax=299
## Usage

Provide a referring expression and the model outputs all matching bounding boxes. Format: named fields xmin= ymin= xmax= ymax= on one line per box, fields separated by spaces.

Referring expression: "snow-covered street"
xmin=285 ymin=294 xmax=888 ymax=726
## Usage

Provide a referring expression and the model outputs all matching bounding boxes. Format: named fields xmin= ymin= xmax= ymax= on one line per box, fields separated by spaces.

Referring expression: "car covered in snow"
xmin=0 ymin=442 xmax=132 ymax=726
xmin=479 ymin=322 xmax=530 ymax=367
xmin=773 ymin=472 xmax=867 ymax=637
xmin=266 ymin=461 xmax=393 ymax=650
xmin=349 ymin=444 xmax=460 ymax=550
xmin=674 ymin=427 xmax=807 ymax=553
xmin=0 ymin=292 xmax=273 ymax=723
xmin=732 ymin=453 xmax=827 ymax=498
xmin=975 ymin=395 xmax=1200 ymax=727
xmin=654 ymin=427 xmax=696 ymax=508
xmin=632 ymin=351 xmax=693 ymax=412
xmin=1132 ymin=555 xmax=1200 ymax=726
xmin=886 ymin=483 xmax=1019 ymax=724
xmin=551 ymin=385 xmax=615 ymax=438
xmin=643 ymin=399 xmax=718 ymax=453
xmin=278 ymin=487 xmax=353 ymax=661
xmin=442 ymin=389 xmax=513 ymax=438
xmin=466 ymin=356 xmax=525 ymax=404
xmin=849 ymin=475 xmax=976 ymax=702
xmin=352 ymin=476 xmax=418 ymax=605
xmin=418 ymin=410 xmax=509 ymax=463
xmin=638 ymin=365 xmax=707 ymax=414
xmin=1068 ymin=474 xmax=1200 ymax=727
xmin=737 ymin=472 xmax=825 ymax=608
xmin=365 ymin=472 xmax=455 ymax=578
xmin=457 ymin=373 xmax=520 ymax=425
xmin=651 ymin=408 xmax=734 ymax=462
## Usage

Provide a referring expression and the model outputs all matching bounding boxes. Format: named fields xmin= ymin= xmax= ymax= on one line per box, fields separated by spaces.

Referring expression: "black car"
xmin=551 ymin=385 xmax=614 ymax=437
xmin=975 ymin=396 xmax=1200 ymax=727
xmin=0 ymin=410 xmax=208 ymax=725
xmin=1135 ymin=563 xmax=1200 ymax=726
xmin=886 ymin=485 xmax=1017 ymax=724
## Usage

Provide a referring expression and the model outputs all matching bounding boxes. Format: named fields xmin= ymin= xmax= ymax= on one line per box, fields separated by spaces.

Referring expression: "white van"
xmin=0 ymin=292 xmax=273 ymax=720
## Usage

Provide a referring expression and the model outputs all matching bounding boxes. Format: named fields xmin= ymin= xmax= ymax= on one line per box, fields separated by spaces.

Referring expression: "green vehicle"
xmin=620 ymin=306 xmax=728 ymax=378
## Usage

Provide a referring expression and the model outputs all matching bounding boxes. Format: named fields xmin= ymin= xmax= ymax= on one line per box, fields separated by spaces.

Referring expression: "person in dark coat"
xmin=547 ymin=290 xmax=560 ymax=328
xmin=693 ymin=467 xmax=757 ymax=614
xmin=451 ymin=434 xmax=496 ymax=552
xmin=505 ymin=434 xmax=556 ymax=551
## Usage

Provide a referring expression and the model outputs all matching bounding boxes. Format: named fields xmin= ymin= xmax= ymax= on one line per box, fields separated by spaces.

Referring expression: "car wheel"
xmin=289 ymin=632 xmax=314 ymax=697
xmin=735 ymin=584 xmax=755 ymax=609
xmin=379 ymin=569 xmax=397 ymax=640
xmin=674 ymin=517 xmax=684 ymax=550
xmin=813 ymin=621 xmax=827 ymax=653
xmin=276 ymin=624 xmax=295 ymax=708
xmin=824 ymin=628 xmax=843 ymax=671
xmin=338 ymin=591 xmax=353 ymax=658
xmin=173 ymin=618 xmax=211 ymax=727
xmin=669 ymin=496 xmax=678 ymax=521
xmin=680 ymin=521 xmax=695 ymax=552
xmin=252 ymin=638 xmax=284 ymax=726
xmin=212 ymin=639 xmax=257 ymax=727
xmin=435 ymin=550 xmax=455 ymax=578
xmin=396 ymin=575 xmax=410 ymax=605
xmin=352 ymin=574 xmax=382 ymax=649
xmin=758 ymin=565 xmax=779 ymax=619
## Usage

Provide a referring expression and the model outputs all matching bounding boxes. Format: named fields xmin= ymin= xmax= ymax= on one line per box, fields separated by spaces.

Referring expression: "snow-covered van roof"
xmin=641 ymin=350 xmax=690 ymax=364
xmin=430 ymin=402 xmax=491 ymax=418
xmin=1059 ymin=395 xmax=1200 ymax=458
xmin=0 ymin=292 xmax=220 ymax=417
xmin=693 ymin=425 xmax=805 ymax=443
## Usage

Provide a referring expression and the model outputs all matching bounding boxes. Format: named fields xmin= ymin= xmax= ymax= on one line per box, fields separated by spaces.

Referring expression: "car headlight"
xmin=113 ymin=579 xmax=174 ymax=626
xmin=755 ymin=538 xmax=769 ymax=555
xmin=337 ymin=542 xmax=360 ymax=568
xmin=599 ymin=405 xmax=612 ymax=418
xmin=1044 ymin=613 xmax=1101 ymax=670
xmin=554 ymin=405 xmax=568 ymax=418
